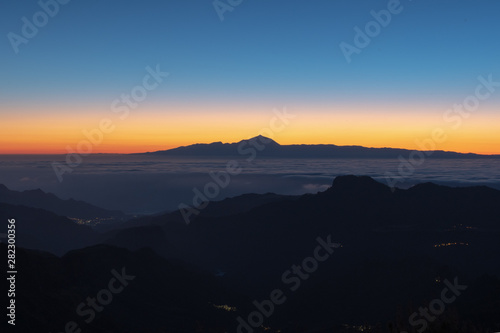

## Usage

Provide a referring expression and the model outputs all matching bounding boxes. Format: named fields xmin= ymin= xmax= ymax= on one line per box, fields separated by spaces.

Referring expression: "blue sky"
xmin=1 ymin=0 xmax=500 ymax=154
xmin=2 ymin=0 xmax=499 ymax=104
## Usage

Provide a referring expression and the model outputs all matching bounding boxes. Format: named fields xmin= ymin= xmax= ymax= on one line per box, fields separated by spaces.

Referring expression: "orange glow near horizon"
xmin=1 ymin=105 xmax=499 ymax=155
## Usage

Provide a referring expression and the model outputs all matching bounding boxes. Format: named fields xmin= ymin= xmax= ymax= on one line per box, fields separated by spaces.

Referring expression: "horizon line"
xmin=1 ymin=136 xmax=500 ymax=156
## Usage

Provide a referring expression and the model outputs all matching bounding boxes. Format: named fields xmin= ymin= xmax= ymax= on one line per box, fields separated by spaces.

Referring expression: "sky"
xmin=1 ymin=0 xmax=499 ymax=154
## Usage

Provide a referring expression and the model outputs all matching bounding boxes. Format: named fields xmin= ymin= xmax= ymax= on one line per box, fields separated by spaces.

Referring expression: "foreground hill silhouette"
xmin=5 ymin=244 xmax=499 ymax=332
xmin=140 ymin=135 xmax=500 ymax=158
xmin=4 ymin=176 xmax=500 ymax=331
xmin=107 ymin=176 xmax=500 ymax=330
xmin=2 ymin=244 xmax=247 ymax=332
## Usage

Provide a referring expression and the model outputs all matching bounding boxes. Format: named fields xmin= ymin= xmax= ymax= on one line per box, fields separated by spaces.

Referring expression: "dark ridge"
xmin=0 ymin=184 xmax=124 ymax=219
xmin=326 ymin=175 xmax=392 ymax=197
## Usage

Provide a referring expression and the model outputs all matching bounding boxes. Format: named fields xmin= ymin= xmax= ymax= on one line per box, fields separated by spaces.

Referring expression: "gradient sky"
xmin=1 ymin=0 xmax=499 ymax=154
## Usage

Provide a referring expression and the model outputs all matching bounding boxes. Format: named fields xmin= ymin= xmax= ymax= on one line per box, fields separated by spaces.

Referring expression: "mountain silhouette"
xmin=139 ymin=135 xmax=500 ymax=158
xmin=3 ymin=176 xmax=500 ymax=331
xmin=0 ymin=184 xmax=124 ymax=219
xmin=0 ymin=203 xmax=97 ymax=255
xmin=117 ymin=192 xmax=298 ymax=230
xmin=3 ymin=243 xmax=247 ymax=332
xmin=107 ymin=175 xmax=500 ymax=328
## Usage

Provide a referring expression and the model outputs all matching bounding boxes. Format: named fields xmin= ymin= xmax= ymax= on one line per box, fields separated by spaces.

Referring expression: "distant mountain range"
xmin=138 ymin=135 xmax=500 ymax=158
xmin=0 ymin=184 xmax=124 ymax=219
